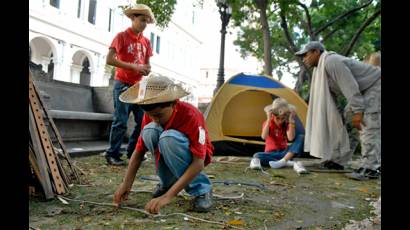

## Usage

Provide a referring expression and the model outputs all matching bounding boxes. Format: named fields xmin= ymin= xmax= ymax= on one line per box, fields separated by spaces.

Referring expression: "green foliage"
xmin=119 ymin=0 xmax=177 ymax=28
xmin=310 ymin=0 xmax=381 ymax=59
xmin=300 ymin=81 xmax=310 ymax=101
xmin=228 ymin=0 xmax=381 ymax=78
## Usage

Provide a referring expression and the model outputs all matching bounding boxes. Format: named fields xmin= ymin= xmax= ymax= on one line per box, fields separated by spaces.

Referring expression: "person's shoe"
xmin=250 ymin=158 xmax=262 ymax=170
xmin=152 ymin=184 xmax=170 ymax=198
xmin=318 ymin=160 xmax=344 ymax=170
xmin=345 ymin=167 xmax=380 ymax=181
xmin=293 ymin=162 xmax=308 ymax=174
xmin=192 ymin=191 xmax=213 ymax=212
xmin=268 ymin=159 xmax=288 ymax=169
xmin=286 ymin=160 xmax=295 ymax=167
xmin=105 ymin=156 xmax=126 ymax=166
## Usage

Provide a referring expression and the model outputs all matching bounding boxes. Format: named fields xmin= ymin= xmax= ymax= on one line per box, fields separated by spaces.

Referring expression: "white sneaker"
xmin=286 ymin=160 xmax=295 ymax=167
xmin=293 ymin=162 xmax=308 ymax=174
xmin=250 ymin=158 xmax=262 ymax=170
xmin=269 ymin=159 xmax=288 ymax=169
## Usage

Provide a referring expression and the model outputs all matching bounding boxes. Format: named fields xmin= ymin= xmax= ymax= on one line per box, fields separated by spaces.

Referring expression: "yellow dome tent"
xmin=204 ymin=73 xmax=308 ymax=155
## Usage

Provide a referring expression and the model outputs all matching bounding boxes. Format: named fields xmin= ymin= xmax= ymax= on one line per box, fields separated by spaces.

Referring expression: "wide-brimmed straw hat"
xmin=119 ymin=73 xmax=190 ymax=105
xmin=123 ymin=4 xmax=156 ymax=24
xmin=264 ymin=98 xmax=296 ymax=114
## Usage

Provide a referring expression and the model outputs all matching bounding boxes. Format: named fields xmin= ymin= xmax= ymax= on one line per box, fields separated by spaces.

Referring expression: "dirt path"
xmin=29 ymin=155 xmax=381 ymax=229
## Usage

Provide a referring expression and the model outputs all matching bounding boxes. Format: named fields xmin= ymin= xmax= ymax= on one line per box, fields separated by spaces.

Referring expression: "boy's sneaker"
xmin=293 ymin=162 xmax=308 ymax=174
xmin=152 ymin=183 xmax=171 ymax=198
xmin=105 ymin=156 xmax=126 ymax=166
xmin=192 ymin=191 xmax=213 ymax=212
xmin=250 ymin=158 xmax=262 ymax=170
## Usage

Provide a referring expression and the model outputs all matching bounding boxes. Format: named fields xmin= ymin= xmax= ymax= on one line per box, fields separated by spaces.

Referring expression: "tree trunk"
xmin=255 ymin=0 xmax=273 ymax=76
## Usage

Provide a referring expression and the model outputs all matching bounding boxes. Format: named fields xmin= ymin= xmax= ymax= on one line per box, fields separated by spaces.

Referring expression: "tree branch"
xmin=343 ymin=9 xmax=381 ymax=56
xmin=280 ymin=11 xmax=298 ymax=52
xmin=313 ymin=0 xmax=373 ymax=36
xmin=322 ymin=27 xmax=341 ymax=42
xmin=296 ymin=2 xmax=315 ymax=39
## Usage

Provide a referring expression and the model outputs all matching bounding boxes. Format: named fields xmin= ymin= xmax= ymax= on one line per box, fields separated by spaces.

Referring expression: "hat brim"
xmin=124 ymin=9 xmax=155 ymax=23
xmin=119 ymin=84 xmax=189 ymax=105
xmin=295 ymin=49 xmax=308 ymax=56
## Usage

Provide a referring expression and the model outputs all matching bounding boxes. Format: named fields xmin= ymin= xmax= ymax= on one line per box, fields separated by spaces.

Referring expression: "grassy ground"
xmin=29 ymin=154 xmax=380 ymax=230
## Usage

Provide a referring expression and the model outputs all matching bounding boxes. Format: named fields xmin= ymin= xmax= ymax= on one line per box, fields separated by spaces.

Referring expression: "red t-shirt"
xmin=109 ymin=28 xmax=153 ymax=85
xmin=263 ymin=117 xmax=288 ymax=152
xmin=136 ymin=100 xmax=214 ymax=167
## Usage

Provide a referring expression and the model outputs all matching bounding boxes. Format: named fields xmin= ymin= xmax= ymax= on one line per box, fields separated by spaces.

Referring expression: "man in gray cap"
xmin=296 ymin=41 xmax=381 ymax=180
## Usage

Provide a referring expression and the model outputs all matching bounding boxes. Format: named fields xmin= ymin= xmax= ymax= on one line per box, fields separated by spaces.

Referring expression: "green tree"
xmin=228 ymin=0 xmax=380 ymax=99
xmin=119 ymin=0 xmax=177 ymax=29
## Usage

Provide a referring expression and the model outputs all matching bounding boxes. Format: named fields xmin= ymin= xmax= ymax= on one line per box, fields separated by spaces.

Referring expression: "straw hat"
xmin=264 ymin=98 xmax=296 ymax=114
xmin=123 ymin=4 xmax=156 ymax=24
xmin=119 ymin=73 xmax=190 ymax=105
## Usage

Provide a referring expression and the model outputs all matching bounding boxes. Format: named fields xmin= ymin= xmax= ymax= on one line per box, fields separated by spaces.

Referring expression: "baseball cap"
xmin=295 ymin=41 xmax=325 ymax=56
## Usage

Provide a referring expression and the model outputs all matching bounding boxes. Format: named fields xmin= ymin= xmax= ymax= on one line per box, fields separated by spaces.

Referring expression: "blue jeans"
xmin=141 ymin=122 xmax=212 ymax=197
xmin=253 ymin=134 xmax=305 ymax=167
xmin=106 ymin=80 xmax=144 ymax=159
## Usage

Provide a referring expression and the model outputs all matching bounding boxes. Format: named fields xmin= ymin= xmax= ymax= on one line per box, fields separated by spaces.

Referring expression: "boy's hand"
xmin=132 ymin=64 xmax=151 ymax=75
xmin=113 ymin=183 xmax=130 ymax=208
xmin=144 ymin=195 xmax=172 ymax=214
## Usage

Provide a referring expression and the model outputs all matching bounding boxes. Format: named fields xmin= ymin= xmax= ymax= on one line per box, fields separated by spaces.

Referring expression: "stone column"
xmin=52 ymin=40 xmax=72 ymax=82
xmin=90 ymin=53 xmax=111 ymax=87
xmin=70 ymin=64 xmax=83 ymax=84
xmin=40 ymin=56 xmax=50 ymax=73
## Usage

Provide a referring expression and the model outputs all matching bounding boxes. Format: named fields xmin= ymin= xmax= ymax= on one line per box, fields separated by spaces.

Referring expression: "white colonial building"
xmin=29 ymin=0 xmax=214 ymax=106
xmin=29 ymin=0 xmax=262 ymax=107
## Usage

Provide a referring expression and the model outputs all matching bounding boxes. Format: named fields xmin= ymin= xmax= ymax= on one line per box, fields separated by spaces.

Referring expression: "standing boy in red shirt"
xmin=113 ymin=74 xmax=214 ymax=214
xmin=105 ymin=4 xmax=155 ymax=165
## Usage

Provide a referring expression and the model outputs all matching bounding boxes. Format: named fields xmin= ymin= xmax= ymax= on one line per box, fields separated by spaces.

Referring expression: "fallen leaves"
xmin=358 ymin=188 xmax=369 ymax=193
xmin=227 ymin=219 xmax=245 ymax=226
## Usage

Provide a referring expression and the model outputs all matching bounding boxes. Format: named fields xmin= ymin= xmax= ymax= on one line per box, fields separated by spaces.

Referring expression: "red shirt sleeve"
xmin=109 ymin=32 xmax=124 ymax=53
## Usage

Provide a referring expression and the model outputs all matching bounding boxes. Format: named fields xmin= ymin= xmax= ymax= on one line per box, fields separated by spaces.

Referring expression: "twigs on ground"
xmin=58 ymin=196 xmax=245 ymax=230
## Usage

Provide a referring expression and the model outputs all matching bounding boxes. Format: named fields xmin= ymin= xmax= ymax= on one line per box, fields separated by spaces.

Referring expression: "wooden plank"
xmin=29 ymin=105 xmax=54 ymax=199
xmin=29 ymin=78 xmax=65 ymax=194
xmin=29 ymin=71 xmax=81 ymax=184
xmin=29 ymin=146 xmax=42 ymax=184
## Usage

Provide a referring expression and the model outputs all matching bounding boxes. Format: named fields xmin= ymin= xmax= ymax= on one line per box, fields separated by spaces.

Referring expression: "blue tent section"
xmin=228 ymin=73 xmax=285 ymax=89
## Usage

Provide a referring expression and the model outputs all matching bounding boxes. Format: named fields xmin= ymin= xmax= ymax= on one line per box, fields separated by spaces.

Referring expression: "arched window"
xmin=47 ymin=54 xmax=54 ymax=80
xmin=80 ymin=58 xmax=91 ymax=86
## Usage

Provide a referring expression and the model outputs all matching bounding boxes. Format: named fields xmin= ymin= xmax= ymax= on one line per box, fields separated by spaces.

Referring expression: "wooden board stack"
xmin=29 ymin=71 xmax=83 ymax=199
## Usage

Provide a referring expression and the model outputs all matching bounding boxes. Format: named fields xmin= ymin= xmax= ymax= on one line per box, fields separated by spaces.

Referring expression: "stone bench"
xmin=49 ymin=110 xmax=113 ymax=121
